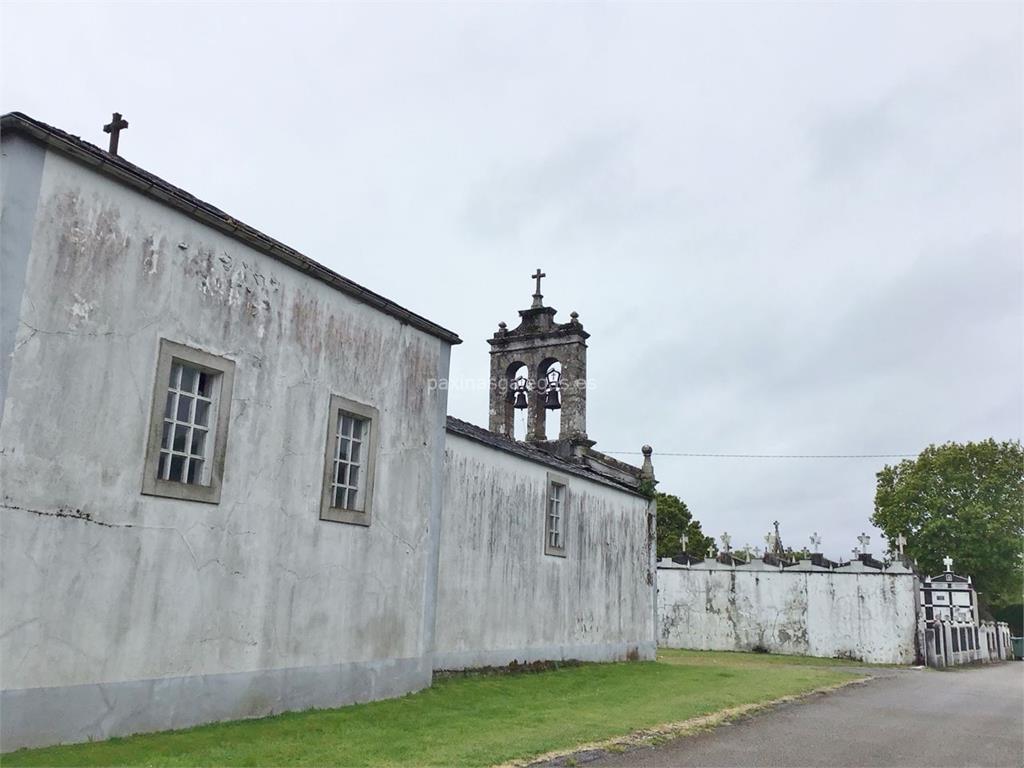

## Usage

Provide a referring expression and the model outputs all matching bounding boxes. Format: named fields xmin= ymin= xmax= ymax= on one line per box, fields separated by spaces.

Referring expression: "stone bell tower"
xmin=488 ymin=269 xmax=590 ymax=445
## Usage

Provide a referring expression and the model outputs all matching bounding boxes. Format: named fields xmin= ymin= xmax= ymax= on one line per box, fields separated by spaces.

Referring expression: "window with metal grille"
xmin=320 ymin=394 xmax=378 ymax=525
xmin=330 ymin=413 xmax=368 ymax=511
xmin=143 ymin=340 xmax=235 ymax=504
xmin=159 ymin=362 xmax=216 ymax=486
xmin=544 ymin=472 xmax=569 ymax=557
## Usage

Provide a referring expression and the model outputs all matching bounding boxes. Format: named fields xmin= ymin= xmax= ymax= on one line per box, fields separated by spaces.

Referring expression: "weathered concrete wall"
xmin=436 ymin=433 xmax=656 ymax=668
xmin=0 ymin=140 xmax=451 ymax=748
xmin=0 ymin=133 xmax=45 ymax=415
xmin=658 ymin=561 xmax=919 ymax=664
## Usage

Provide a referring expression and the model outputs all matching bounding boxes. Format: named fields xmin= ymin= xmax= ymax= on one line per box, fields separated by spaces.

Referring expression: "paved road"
xmin=590 ymin=663 xmax=1023 ymax=767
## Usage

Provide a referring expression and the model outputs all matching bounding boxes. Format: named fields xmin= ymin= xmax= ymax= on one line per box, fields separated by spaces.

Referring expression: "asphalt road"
xmin=588 ymin=663 xmax=1024 ymax=768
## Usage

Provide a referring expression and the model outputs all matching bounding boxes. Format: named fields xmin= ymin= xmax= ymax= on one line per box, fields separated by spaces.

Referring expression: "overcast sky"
xmin=3 ymin=2 xmax=1020 ymax=559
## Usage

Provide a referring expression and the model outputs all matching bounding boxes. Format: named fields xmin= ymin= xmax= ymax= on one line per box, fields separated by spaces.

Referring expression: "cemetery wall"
xmin=435 ymin=431 xmax=657 ymax=668
xmin=658 ymin=560 xmax=920 ymax=664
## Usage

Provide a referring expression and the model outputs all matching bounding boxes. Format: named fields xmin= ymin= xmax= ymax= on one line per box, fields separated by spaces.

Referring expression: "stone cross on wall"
xmin=895 ymin=534 xmax=907 ymax=556
xmin=720 ymin=532 xmax=731 ymax=553
xmin=857 ymin=532 xmax=871 ymax=553
xmin=679 ymin=533 xmax=688 ymax=552
xmin=809 ymin=532 xmax=822 ymax=552
xmin=943 ymin=555 xmax=954 ymax=571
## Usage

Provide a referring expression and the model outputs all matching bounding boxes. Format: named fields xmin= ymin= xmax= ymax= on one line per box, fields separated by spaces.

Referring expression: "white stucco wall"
xmin=0 ymin=139 xmax=452 ymax=748
xmin=658 ymin=562 xmax=920 ymax=664
xmin=436 ymin=433 xmax=656 ymax=669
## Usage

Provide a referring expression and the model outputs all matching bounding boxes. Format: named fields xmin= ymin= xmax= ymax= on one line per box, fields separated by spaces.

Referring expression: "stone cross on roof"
xmin=531 ymin=268 xmax=546 ymax=308
xmin=895 ymin=534 xmax=907 ymax=556
xmin=720 ymin=532 xmax=732 ymax=553
xmin=943 ymin=555 xmax=954 ymax=571
xmin=103 ymin=111 xmax=129 ymax=155
xmin=809 ymin=532 xmax=822 ymax=552
xmin=707 ymin=544 xmax=715 ymax=558
xmin=679 ymin=533 xmax=688 ymax=552
xmin=857 ymin=532 xmax=871 ymax=552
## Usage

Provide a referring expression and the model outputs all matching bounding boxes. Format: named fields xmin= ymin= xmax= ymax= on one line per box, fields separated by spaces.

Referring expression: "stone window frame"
xmin=320 ymin=394 xmax=379 ymax=526
xmin=142 ymin=339 xmax=235 ymax=504
xmin=544 ymin=471 xmax=569 ymax=557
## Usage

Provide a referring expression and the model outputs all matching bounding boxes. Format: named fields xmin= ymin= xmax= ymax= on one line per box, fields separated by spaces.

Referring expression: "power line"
xmin=602 ymin=451 xmax=917 ymax=459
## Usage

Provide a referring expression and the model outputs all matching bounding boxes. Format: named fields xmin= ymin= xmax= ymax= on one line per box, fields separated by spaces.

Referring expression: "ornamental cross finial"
xmin=942 ymin=555 xmax=953 ymax=572
xmin=895 ymin=534 xmax=907 ymax=556
xmin=707 ymin=544 xmax=715 ymax=559
xmin=809 ymin=532 xmax=822 ymax=551
xmin=720 ymin=532 xmax=732 ymax=553
xmin=679 ymin=533 xmax=688 ymax=552
xmin=857 ymin=532 xmax=871 ymax=552
xmin=103 ymin=112 xmax=129 ymax=155
xmin=531 ymin=268 xmax=546 ymax=308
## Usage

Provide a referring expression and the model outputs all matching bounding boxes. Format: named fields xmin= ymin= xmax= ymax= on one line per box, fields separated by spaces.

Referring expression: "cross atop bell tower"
xmin=531 ymin=268 xmax=546 ymax=308
xmin=488 ymin=270 xmax=591 ymax=447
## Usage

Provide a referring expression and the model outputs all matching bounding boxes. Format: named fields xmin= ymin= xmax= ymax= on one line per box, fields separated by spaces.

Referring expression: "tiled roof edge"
xmin=0 ymin=111 xmax=461 ymax=346
xmin=445 ymin=416 xmax=647 ymax=497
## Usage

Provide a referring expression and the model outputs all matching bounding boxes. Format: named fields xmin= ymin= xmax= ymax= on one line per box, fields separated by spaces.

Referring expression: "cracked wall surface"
xmin=657 ymin=563 xmax=919 ymax=664
xmin=435 ymin=434 xmax=656 ymax=669
xmin=0 ymin=140 xmax=451 ymax=748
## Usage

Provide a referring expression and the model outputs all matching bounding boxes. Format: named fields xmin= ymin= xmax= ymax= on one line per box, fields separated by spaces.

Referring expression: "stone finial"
xmin=857 ymin=532 xmax=871 ymax=554
xmin=942 ymin=555 xmax=953 ymax=572
xmin=809 ymin=532 xmax=822 ymax=552
xmin=895 ymin=533 xmax=907 ymax=556
xmin=640 ymin=445 xmax=654 ymax=481
xmin=498 ymin=321 xmax=507 ymax=330
xmin=720 ymin=532 xmax=732 ymax=553
xmin=707 ymin=544 xmax=715 ymax=559
xmin=570 ymin=311 xmax=580 ymax=324
xmin=679 ymin=533 xmax=688 ymax=552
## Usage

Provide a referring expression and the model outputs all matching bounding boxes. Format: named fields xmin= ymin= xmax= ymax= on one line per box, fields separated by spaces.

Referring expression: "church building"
xmin=0 ymin=112 xmax=655 ymax=750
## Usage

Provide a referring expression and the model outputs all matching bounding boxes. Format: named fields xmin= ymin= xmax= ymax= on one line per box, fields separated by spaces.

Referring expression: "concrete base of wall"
xmin=1 ymin=655 xmax=431 ymax=752
xmin=432 ymin=640 xmax=656 ymax=671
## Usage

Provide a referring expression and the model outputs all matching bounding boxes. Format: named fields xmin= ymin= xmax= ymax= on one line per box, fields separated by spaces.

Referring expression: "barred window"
xmin=158 ymin=362 xmax=216 ymax=486
xmin=544 ymin=472 xmax=569 ymax=557
xmin=143 ymin=340 xmax=235 ymax=504
xmin=320 ymin=395 xmax=378 ymax=525
xmin=330 ymin=413 xmax=368 ymax=511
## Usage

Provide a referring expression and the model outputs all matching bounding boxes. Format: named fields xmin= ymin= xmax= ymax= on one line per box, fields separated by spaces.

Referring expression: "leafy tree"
xmin=655 ymin=491 xmax=716 ymax=559
xmin=871 ymin=439 xmax=1024 ymax=609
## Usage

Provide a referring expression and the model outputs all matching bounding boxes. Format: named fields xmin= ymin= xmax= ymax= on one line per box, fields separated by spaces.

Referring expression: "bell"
xmin=544 ymin=388 xmax=561 ymax=410
xmin=514 ymin=391 xmax=529 ymax=409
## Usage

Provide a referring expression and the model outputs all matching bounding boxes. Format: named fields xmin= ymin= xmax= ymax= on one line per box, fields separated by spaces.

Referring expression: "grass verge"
xmin=2 ymin=650 xmax=863 ymax=767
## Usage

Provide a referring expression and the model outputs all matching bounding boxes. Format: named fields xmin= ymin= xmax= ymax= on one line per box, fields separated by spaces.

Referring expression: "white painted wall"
xmin=658 ymin=561 xmax=920 ymax=664
xmin=436 ymin=433 xmax=656 ymax=668
xmin=0 ymin=140 xmax=451 ymax=748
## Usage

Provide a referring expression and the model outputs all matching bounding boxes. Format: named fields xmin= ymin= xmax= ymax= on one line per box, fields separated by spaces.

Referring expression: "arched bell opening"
xmin=536 ymin=358 xmax=562 ymax=440
xmin=505 ymin=361 xmax=530 ymax=440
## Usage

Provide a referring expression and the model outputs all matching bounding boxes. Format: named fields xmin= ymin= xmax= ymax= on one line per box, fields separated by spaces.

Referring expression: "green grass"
xmin=3 ymin=650 xmax=860 ymax=767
